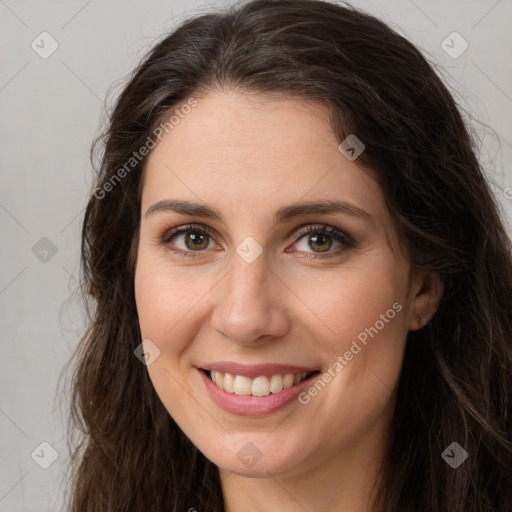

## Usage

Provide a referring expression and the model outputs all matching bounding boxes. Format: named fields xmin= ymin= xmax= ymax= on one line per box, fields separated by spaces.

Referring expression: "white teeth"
xmin=233 ymin=375 xmax=252 ymax=395
xmin=209 ymin=370 xmax=311 ymax=396
xmin=223 ymin=372 xmax=235 ymax=393
xmin=283 ymin=373 xmax=295 ymax=389
xmin=269 ymin=374 xmax=283 ymax=393
xmin=252 ymin=376 xmax=271 ymax=397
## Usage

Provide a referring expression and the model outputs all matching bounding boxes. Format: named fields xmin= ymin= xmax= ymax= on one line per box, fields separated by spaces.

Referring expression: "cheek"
xmin=286 ymin=263 xmax=409 ymax=451
xmin=291 ymin=258 xmax=410 ymax=402
xmin=293 ymin=259 xmax=408 ymax=346
xmin=135 ymin=246 xmax=410 ymax=360
xmin=134 ymin=255 xmax=216 ymax=352
xmin=134 ymin=257 xmax=215 ymax=424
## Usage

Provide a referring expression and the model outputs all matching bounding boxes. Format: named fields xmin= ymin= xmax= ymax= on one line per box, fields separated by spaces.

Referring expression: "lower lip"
xmin=198 ymin=369 xmax=319 ymax=417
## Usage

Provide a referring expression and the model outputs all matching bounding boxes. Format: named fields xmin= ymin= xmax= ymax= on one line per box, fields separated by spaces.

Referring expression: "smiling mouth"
xmin=201 ymin=369 xmax=319 ymax=397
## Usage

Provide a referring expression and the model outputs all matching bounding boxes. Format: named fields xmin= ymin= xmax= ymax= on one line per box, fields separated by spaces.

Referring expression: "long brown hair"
xmin=63 ymin=1 xmax=512 ymax=510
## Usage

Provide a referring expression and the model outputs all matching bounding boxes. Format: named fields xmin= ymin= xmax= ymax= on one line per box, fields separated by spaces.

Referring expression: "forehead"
xmin=141 ymin=90 xmax=386 ymax=225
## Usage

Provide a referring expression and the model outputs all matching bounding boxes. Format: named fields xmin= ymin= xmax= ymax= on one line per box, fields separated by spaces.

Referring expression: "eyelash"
xmin=160 ymin=223 xmax=354 ymax=260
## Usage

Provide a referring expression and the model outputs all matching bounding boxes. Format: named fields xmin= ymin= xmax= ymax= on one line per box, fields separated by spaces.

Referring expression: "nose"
xmin=210 ymin=251 xmax=291 ymax=346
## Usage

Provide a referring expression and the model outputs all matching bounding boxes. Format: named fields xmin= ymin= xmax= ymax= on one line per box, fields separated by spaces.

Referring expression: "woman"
xmin=65 ymin=0 xmax=512 ymax=510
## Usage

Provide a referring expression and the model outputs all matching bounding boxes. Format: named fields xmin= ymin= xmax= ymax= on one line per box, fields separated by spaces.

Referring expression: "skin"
xmin=134 ymin=90 xmax=443 ymax=512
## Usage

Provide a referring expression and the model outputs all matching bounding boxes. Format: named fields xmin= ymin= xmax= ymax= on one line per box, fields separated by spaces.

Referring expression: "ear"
xmin=408 ymin=270 xmax=444 ymax=331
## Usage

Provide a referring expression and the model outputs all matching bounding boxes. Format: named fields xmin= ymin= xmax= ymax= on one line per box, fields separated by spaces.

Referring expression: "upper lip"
xmin=199 ymin=362 xmax=319 ymax=379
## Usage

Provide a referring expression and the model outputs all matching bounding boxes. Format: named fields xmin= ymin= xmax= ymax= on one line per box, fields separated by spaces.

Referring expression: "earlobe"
xmin=414 ymin=312 xmax=423 ymax=330
xmin=409 ymin=271 xmax=444 ymax=331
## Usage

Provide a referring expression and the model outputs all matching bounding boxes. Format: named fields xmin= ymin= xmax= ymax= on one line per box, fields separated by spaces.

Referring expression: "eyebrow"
xmin=145 ymin=198 xmax=374 ymax=226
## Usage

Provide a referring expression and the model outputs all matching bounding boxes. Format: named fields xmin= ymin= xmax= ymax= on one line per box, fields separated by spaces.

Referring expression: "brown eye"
xmin=291 ymin=224 xmax=354 ymax=259
xmin=306 ymin=233 xmax=333 ymax=252
xmin=182 ymin=230 xmax=210 ymax=250
xmin=162 ymin=225 xmax=217 ymax=255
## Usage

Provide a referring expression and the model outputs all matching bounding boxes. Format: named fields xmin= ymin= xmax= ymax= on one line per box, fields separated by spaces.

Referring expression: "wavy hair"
xmin=64 ymin=1 xmax=512 ymax=510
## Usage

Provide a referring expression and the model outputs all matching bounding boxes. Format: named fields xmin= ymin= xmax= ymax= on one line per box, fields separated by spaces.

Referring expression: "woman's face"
xmin=134 ymin=90 xmax=439 ymax=478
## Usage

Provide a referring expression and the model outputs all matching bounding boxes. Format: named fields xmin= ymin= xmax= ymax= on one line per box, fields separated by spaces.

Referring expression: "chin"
xmin=204 ymin=439 xmax=309 ymax=479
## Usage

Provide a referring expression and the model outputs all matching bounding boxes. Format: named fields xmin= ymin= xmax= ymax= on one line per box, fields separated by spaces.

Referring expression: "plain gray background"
xmin=1 ymin=0 xmax=511 ymax=510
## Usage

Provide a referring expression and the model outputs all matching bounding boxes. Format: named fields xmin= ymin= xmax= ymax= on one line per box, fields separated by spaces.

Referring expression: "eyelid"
xmin=292 ymin=223 xmax=353 ymax=242
xmin=159 ymin=224 xmax=220 ymax=259
xmin=287 ymin=223 xmax=354 ymax=259
xmin=160 ymin=222 xmax=354 ymax=259
xmin=161 ymin=223 xmax=217 ymax=244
